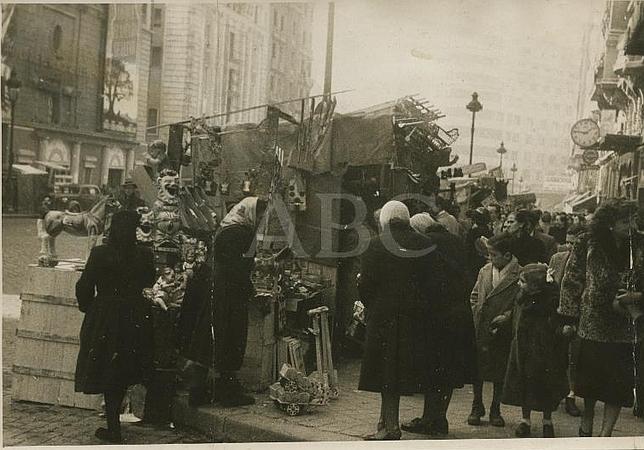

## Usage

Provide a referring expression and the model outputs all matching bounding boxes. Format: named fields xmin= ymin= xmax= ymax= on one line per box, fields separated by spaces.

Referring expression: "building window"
xmin=272 ymin=42 xmax=277 ymax=59
xmin=147 ymin=108 xmax=158 ymax=128
xmin=153 ymin=8 xmax=162 ymax=27
xmin=229 ymin=32 xmax=236 ymax=60
xmin=107 ymin=169 xmax=124 ymax=190
xmin=228 ymin=69 xmax=239 ymax=93
xmin=280 ymin=15 xmax=284 ymax=31
xmin=61 ymin=95 xmax=72 ymax=126
xmin=151 ymin=47 xmax=162 ymax=66
xmin=52 ymin=25 xmax=62 ymax=52
xmin=83 ymin=167 xmax=93 ymax=184
xmin=45 ymin=92 xmax=61 ymax=125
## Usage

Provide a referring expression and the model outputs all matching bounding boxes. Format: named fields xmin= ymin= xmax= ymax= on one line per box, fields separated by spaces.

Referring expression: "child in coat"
xmin=469 ymin=233 xmax=522 ymax=427
xmin=502 ymin=263 xmax=569 ymax=438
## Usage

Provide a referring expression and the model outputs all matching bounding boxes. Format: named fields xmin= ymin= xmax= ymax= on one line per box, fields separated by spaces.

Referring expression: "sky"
xmin=310 ymin=0 xmax=606 ymax=113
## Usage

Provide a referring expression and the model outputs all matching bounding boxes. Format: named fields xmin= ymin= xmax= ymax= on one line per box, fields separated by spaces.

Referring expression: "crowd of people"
xmin=359 ymin=196 xmax=643 ymax=440
xmin=69 ymin=188 xmax=643 ymax=443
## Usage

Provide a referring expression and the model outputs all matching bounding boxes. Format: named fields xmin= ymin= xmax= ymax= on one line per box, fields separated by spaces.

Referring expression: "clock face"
xmin=570 ymin=119 xmax=600 ymax=148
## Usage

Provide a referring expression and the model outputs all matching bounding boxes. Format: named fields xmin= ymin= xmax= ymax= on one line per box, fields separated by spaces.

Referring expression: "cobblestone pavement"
xmin=3 ymin=217 xmax=88 ymax=294
xmin=2 ymin=316 xmax=211 ymax=446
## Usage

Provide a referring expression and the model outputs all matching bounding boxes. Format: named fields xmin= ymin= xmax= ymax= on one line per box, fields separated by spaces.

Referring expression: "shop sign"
xmin=582 ymin=149 xmax=599 ymax=165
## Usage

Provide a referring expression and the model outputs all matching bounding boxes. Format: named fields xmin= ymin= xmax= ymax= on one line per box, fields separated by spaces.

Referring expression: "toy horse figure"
xmin=38 ymin=195 xmax=120 ymax=266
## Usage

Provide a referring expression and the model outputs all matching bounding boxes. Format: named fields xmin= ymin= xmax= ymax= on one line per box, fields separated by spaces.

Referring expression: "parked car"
xmin=50 ymin=184 xmax=102 ymax=211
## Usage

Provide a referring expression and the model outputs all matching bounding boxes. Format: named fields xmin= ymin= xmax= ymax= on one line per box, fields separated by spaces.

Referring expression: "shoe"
xmin=467 ymin=404 xmax=485 ymax=426
xmin=543 ymin=424 xmax=555 ymax=438
xmin=401 ymin=417 xmax=430 ymax=434
xmin=219 ymin=377 xmax=256 ymax=407
xmin=489 ymin=414 xmax=505 ymax=427
xmin=94 ymin=427 xmax=122 ymax=444
xmin=428 ymin=417 xmax=449 ymax=436
xmin=514 ymin=422 xmax=531 ymax=438
xmin=578 ymin=426 xmax=592 ymax=437
xmin=363 ymin=429 xmax=402 ymax=440
xmin=565 ymin=397 xmax=581 ymax=417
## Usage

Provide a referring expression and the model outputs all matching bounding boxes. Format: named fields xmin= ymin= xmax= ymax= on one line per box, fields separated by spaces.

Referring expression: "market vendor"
xmin=117 ymin=179 xmax=147 ymax=212
xmin=183 ymin=196 xmax=267 ymax=407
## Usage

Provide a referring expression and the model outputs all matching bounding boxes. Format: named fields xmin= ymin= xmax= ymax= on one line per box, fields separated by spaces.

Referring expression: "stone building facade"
xmin=573 ymin=0 xmax=644 ymax=207
xmin=1 ymin=4 xmax=151 ymax=200
xmin=145 ymin=2 xmax=314 ymax=143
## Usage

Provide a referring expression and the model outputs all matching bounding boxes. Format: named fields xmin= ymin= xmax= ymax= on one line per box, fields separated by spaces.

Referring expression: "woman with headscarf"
xmin=75 ymin=210 xmax=156 ymax=443
xmin=560 ymin=199 xmax=643 ymax=436
xmin=400 ymin=214 xmax=477 ymax=436
xmin=183 ymin=196 xmax=267 ymax=407
xmin=358 ymin=201 xmax=443 ymax=440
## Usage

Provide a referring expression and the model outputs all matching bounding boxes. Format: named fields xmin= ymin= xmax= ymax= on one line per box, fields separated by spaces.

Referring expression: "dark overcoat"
xmin=358 ymin=223 xmax=444 ymax=394
xmin=426 ymin=230 xmax=478 ymax=388
xmin=75 ymin=244 xmax=156 ymax=394
xmin=470 ymin=259 xmax=521 ymax=382
xmin=181 ymin=224 xmax=255 ymax=371
xmin=502 ymin=284 xmax=569 ymax=411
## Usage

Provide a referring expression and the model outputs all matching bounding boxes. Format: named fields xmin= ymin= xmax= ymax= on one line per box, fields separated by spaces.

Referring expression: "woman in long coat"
xmin=182 ymin=196 xmax=266 ymax=407
xmin=75 ymin=210 xmax=156 ymax=443
xmin=401 ymin=214 xmax=477 ymax=436
xmin=358 ymin=201 xmax=442 ymax=440
xmin=559 ymin=199 xmax=643 ymax=437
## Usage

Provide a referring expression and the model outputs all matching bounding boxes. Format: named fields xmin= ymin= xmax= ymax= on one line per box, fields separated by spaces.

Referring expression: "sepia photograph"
xmin=1 ymin=0 xmax=643 ymax=447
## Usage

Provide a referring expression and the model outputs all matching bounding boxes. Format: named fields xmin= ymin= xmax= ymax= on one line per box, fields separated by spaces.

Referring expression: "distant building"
xmin=267 ymin=3 xmax=314 ymax=117
xmin=145 ymin=2 xmax=314 ymax=143
xmin=426 ymin=29 xmax=582 ymax=195
xmin=1 ymin=4 xmax=152 ymax=205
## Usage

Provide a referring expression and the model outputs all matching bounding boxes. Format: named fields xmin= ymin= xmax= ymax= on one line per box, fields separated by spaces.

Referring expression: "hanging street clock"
xmin=570 ymin=118 xmax=600 ymax=148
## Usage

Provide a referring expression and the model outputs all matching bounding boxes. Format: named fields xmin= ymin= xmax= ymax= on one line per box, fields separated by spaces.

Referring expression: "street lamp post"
xmin=5 ymin=71 xmax=21 ymax=212
xmin=466 ymin=92 xmax=482 ymax=166
xmin=510 ymin=162 xmax=517 ymax=194
xmin=496 ymin=141 xmax=507 ymax=170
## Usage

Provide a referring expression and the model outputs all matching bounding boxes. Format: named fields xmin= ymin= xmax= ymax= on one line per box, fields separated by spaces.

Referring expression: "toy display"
xmin=269 ymin=363 xmax=330 ymax=416
xmin=38 ymin=195 xmax=121 ymax=267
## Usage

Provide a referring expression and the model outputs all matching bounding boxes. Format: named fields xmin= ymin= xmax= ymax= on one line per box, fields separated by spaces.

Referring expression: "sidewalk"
xmin=3 ymin=292 xmax=644 ymax=444
xmin=171 ymin=357 xmax=644 ymax=442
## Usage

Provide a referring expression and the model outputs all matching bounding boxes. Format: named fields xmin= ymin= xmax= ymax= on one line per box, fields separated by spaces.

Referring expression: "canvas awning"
xmin=12 ymin=164 xmax=47 ymax=175
xmin=570 ymin=194 xmax=597 ymax=212
xmin=34 ymin=160 xmax=69 ymax=171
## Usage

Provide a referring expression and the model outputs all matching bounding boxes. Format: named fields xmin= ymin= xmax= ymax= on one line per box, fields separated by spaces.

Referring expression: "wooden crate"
xmin=12 ymin=266 xmax=102 ymax=410
xmin=238 ymin=299 xmax=277 ymax=392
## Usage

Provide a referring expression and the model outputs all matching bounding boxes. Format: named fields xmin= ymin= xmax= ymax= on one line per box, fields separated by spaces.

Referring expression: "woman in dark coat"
xmin=359 ymin=202 xmax=442 ymax=440
xmin=183 ymin=196 xmax=266 ymax=407
xmin=75 ymin=210 xmax=156 ymax=443
xmin=502 ymin=264 xmax=569 ymax=438
xmin=401 ymin=214 xmax=478 ymax=436
xmin=559 ymin=199 xmax=643 ymax=437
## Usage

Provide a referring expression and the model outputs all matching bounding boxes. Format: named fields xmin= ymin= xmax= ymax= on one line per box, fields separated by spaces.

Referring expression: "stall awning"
xmin=570 ymin=192 xmax=597 ymax=211
xmin=600 ymin=134 xmax=641 ymax=153
xmin=12 ymin=164 xmax=47 ymax=175
xmin=34 ymin=160 xmax=69 ymax=171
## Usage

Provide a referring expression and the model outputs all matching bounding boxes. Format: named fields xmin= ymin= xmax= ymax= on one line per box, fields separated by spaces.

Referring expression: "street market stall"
xmin=13 ymin=93 xmax=463 ymax=418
